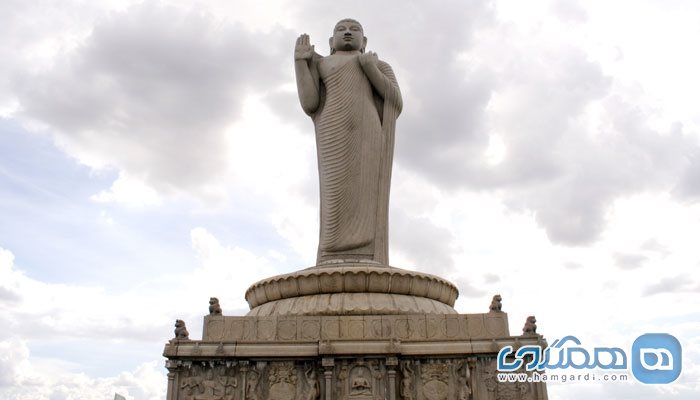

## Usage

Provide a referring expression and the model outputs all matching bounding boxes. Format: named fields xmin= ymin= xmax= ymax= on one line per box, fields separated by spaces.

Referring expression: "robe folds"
xmin=308 ymin=54 xmax=402 ymax=265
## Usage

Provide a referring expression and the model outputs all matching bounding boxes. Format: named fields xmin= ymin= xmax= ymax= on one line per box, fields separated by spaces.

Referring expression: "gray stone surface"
xmin=164 ymin=339 xmax=549 ymax=400
xmin=245 ymin=263 xmax=459 ymax=316
xmin=295 ymin=19 xmax=402 ymax=266
xmin=201 ymin=313 xmax=509 ymax=343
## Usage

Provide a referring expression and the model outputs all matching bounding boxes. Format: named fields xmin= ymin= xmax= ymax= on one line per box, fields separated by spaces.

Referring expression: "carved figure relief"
xmin=304 ymin=365 xmax=320 ymax=400
xmin=399 ymin=361 xmax=414 ymax=400
xmin=198 ymin=368 xmax=227 ymax=400
xmin=455 ymin=361 xmax=471 ymax=400
xmin=337 ymin=364 xmax=349 ymax=397
xmin=269 ymin=362 xmax=298 ymax=400
xmin=180 ymin=365 xmax=203 ymax=400
xmin=246 ymin=369 xmax=260 ymax=400
xmin=349 ymin=367 xmax=372 ymax=396
xmin=336 ymin=360 xmax=383 ymax=400
xmin=480 ymin=360 xmax=530 ymax=400
xmin=420 ymin=364 xmax=449 ymax=400
xmin=178 ymin=365 xmax=239 ymax=400
xmin=216 ymin=365 xmax=239 ymax=400
xmin=457 ymin=376 xmax=470 ymax=400
xmin=367 ymin=360 xmax=383 ymax=382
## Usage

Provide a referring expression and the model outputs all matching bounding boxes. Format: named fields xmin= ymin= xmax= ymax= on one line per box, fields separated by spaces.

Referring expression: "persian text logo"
xmin=496 ymin=335 xmax=628 ymax=372
xmin=632 ymin=333 xmax=682 ymax=384
xmin=496 ymin=333 xmax=682 ymax=384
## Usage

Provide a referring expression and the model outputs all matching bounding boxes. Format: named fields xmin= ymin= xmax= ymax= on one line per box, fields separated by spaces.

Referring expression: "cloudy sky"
xmin=1 ymin=0 xmax=699 ymax=399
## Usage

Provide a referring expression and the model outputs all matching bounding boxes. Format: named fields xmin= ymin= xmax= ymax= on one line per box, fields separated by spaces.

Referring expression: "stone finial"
xmin=209 ymin=297 xmax=222 ymax=316
xmin=174 ymin=319 xmax=190 ymax=341
xmin=522 ymin=315 xmax=537 ymax=336
xmin=489 ymin=294 xmax=502 ymax=312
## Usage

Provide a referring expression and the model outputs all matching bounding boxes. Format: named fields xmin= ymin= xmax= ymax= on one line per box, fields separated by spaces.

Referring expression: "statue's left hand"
xmin=358 ymin=51 xmax=379 ymax=68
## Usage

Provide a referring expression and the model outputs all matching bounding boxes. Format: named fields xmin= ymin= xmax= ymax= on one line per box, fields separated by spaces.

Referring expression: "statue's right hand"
xmin=295 ymin=34 xmax=314 ymax=61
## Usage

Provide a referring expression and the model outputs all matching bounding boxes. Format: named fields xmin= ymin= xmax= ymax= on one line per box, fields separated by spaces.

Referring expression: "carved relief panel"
xmin=419 ymin=363 xmax=450 ymax=400
xmin=335 ymin=359 xmax=385 ymax=400
xmin=177 ymin=363 xmax=241 ymax=400
xmin=170 ymin=355 xmax=546 ymax=400
xmin=267 ymin=362 xmax=299 ymax=400
xmin=398 ymin=360 xmax=472 ymax=400
xmin=477 ymin=359 xmax=537 ymax=400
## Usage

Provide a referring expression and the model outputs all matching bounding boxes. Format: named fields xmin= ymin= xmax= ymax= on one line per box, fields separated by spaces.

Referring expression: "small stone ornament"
xmin=209 ymin=297 xmax=222 ymax=315
xmin=522 ymin=316 xmax=538 ymax=336
xmin=174 ymin=319 xmax=190 ymax=341
xmin=489 ymin=294 xmax=503 ymax=312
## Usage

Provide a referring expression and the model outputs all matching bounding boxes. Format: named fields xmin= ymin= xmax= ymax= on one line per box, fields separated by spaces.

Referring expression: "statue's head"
xmin=329 ymin=18 xmax=366 ymax=54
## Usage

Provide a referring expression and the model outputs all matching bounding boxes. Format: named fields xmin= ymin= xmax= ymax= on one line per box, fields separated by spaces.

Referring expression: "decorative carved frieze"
xmin=202 ymin=313 xmax=509 ymax=343
xmin=166 ymin=353 xmax=545 ymax=400
xmin=268 ymin=362 xmax=298 ymax=400
xmin=178 ymin=363 xmax=239 ymax=400
xmin=479 ymin=360 xmax=535 ymax=400
xmin=420 ymin=363 xmax=449 ymax=400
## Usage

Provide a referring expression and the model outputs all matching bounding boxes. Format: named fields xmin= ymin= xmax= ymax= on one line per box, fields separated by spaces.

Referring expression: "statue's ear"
xmin=361 ymin=36 xmax=368 ymax=53
xmin=329 ymin=37 xmax=335 ymax=54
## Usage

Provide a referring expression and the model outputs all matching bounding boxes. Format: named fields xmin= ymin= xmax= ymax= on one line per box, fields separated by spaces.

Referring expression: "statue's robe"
xmin=306 ymin=54 xmax=402 ymax=265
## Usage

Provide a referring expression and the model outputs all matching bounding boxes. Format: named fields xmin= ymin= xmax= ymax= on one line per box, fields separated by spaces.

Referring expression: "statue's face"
xmin=331 ymin=20 xmax=365 ymax=53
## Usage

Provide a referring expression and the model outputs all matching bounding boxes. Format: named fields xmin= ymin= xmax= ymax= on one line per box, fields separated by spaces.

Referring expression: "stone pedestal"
xmin=163 ymin=263 xmax=548 ymax=400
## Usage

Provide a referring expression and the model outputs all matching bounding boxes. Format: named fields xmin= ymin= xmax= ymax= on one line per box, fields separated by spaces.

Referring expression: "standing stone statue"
xmin=295 ymin=18 xmax=403 ymax=266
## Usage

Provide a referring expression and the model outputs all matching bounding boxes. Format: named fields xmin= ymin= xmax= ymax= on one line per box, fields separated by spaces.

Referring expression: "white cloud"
xmin=275 ymin=0 xmax=700 ymax=247
xmin=0 ymin=339 xmax=165 ymax=400
xmin=7 ymin=0 xmax=699 ymax=246
xmin=0 ymin=224 xmax=278 ymax=342
xmin=13 ymin=2 xmax=292 ymax=200
xmin=189 ymin=227 xmax=277 ymax=312
xmin=91 ymin=172 xmax=162 ymax=206
xmin=0 ymin=338 xmax=30 ymax=387
xmin=0 ymin=230 xmax=280 ymax=397
xmin=0 ymin=229 xmax=276 ymax=369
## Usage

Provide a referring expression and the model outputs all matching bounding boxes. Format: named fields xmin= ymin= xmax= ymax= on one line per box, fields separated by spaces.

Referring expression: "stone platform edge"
xmin=199 ymin=312 xmax=511 ymax=343
xmin=163 ymin=335 xmax=546 ymax=358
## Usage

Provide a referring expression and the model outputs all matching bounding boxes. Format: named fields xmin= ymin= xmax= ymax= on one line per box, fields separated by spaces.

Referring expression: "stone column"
xmin=241 ymin=362 xmax=249 ymax=400
xmin=467 ymin=357 xmax=477 ymax=400
xmin=386 ymin=357 xmax=398 ymax=400
xmin=467 ymin=357 xmax=481 ymax=399
xmin=322 ymin=357 xmax=334 ymax=400
xmin=165 ymin=360 xmax=178 ymax=400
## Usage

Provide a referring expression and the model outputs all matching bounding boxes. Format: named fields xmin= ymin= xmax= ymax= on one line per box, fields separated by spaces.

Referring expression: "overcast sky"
xmin=1 ymin=0 xmax=699 ymax=399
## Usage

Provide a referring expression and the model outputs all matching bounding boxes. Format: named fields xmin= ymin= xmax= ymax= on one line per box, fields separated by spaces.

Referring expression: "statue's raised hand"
xmin=295 ymin=34 xmax=314 ymax=61
xmin=358 ymin=51 xmax=379 ymax=69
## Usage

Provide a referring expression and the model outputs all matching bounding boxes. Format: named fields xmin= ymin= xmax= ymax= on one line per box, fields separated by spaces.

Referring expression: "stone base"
xmin=163 ymin=312 xmax=549 ymax=400
xmin=244 ymin=264 xmax=459 ymax=316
